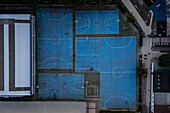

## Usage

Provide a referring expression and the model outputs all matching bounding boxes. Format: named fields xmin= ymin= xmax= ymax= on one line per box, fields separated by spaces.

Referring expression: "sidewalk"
xmin=121 ymin=0 xmax=153 ymax=36
xmin=141 ymin=37 xmax=164 ymax=113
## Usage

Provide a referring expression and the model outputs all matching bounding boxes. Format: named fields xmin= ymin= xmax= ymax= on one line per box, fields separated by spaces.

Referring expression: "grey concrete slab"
xmin=0 ymin=102 xmax=87 ymax=113
xmin=154 ymin=92 xmax=170 ymax=105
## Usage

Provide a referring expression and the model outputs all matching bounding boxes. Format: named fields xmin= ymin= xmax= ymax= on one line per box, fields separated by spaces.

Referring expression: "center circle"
xmin=94 ymin=19 xmax=101 ymax=26
xmin=50 ymin=33 xmax=61 ymax=45
xmin=112 ymin=67 xmax=124 ymax=78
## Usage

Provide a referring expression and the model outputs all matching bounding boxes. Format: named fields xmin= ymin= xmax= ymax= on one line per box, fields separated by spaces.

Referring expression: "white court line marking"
xmin=76 ymin=40 xmax=100 ymax=42
xmin=61 ymin=76 xmax=62 ymax=98
xmin=49 ymin=33 xmax=61 ymax=46
xmin=38 ymin=38 xmax=72 ymax=40
xmin=40 ymin=8 xmax=69 ymax=21
xmin=74 ymin=78 xmax=83 ymax=95
xmin=106 ymin=16 xmax=119 ymax=20
xmin=94 ymin=19 xmax=101 ymax=27
xmin=105 ymin=18 xmax=119 ymax=27
xmin=101 ymin=71 xmax=136 ymax=73
xmin=105 ymin=18 xmax=119 ymax=25
xmin=42 ymin=57 xmax=69 ymax=68
xmin=104 ymin=96 xmax=132 ymax=108
xmin=105 ymin=25 xmax=118 ymax=27
xmin=76 ymin=12 xmax=90 ymax=34
xmin=39 ymin=79 xmax=48 ymax=93
xmin=76 ymin=68 xmax=100 ymax=71
xmin=104 ymin=20 xmax=119 ymax=33
xmin=75 ymin=24 xmax=89 ymax=28
xmin=76 ymin=54 xmax=100 ymax=56
xmin=112 ymin=66 xmax=124 ymax=78
xmin=104 ymin=37 xmax=133 ymax=49
xmin=104 ymin=11 xmax=119 ymax=33
xmin=105 ymin=14 xmax=119 ymax=20
xmin=76 ymin=17 xmax=89 ymax=21
xmin=105 ymin=25 xmax=119 ymax=28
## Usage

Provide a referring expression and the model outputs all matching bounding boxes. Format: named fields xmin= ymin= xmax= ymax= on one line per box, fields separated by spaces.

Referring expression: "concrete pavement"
xmin=141 ymin=37 xmax=164 ymax=113
xmin=0 ymin=102 xmax=87 ymax=113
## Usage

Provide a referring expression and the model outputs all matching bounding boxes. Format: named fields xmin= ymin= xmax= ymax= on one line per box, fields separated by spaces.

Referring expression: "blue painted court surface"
xmin=37 ymin=8 xmax=136 ymax=108
xmin=75 ymin=37 xmax=100 ymax=72
xmin=37 ymin=9 xmax=73 ymax=69
xmin=39 ymin=74 xmax=84 ymax=99
xmin=76 ymin=10 xmax=119 ymax=34
xmin=100 ymin=37 xmax=136 ymax=108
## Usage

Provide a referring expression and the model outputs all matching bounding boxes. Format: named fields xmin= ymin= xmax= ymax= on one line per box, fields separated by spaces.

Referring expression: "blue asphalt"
xmin=76 ymin=10 xmax=119 ymax=34
xmin=75 ymin=38 xmax=100 ymax=72
xmin=100 ymin=37 xmax=136 ymax=108
xmin=39 ymin=74 xmax=84 ymax=99
xmin=37 ymin=8 xmax=73 ymax=69
xmin=150 ymin=0 xmax=167 ymax=22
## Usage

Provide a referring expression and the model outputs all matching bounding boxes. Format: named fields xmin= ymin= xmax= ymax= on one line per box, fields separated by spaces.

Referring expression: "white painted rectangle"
xmin=4 ymin=24 xmax=9 ymax=92
xmin=0 ymin=14 xmax=30 ymax=20
xmin=15 ymin=23 xmax=30 ymax=87
xmin=0 ymin=91 xmax=30 ymax=96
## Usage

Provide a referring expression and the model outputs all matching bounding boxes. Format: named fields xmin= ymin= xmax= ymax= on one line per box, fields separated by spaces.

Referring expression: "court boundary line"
xmin=75 ymin=67 xmax=100 ymax=73
xmin=41 ymin=57 xmax=70 ymax=69
xmin=76 ymin=12 xmax=90 ymax=34
xmin=103 ymin=96 xmax=132 ymax=108
xmin=76 ymin=54 xmax=100 ymax=56
xmin=76 ymin=40 xmax=100 ymax=42
xmin=104 ymin=37 xmax=133 ymax=49
xmin=74 ymin=78 xmax=84 ymax=96
xmin=38 ymin=38 xmax=72 ymax=40
xmin=75 ymin=68 xmax=100 ymax=70
xmin=76 ymin=34 xmax=135 ymax=37
xmin=104 ymin=11 xmax=119 ymax=34
xmin=40 ymin=8 xmax=69 ymax=21
xmin=38 ymin=78 xmax=48 ymax=94
xmin=101 ymin=71 xmax=136 ymax=73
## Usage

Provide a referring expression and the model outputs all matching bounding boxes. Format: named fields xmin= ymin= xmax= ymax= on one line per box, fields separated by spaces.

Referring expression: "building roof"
xmin=151 ymin=37 xmax=170 ymax=47
xmin=153 ymin=71 xmax=170 ymax=92
xmin=154 ymin=92 xmax=170 ymax=105
xmin=0 ymin=102 xmax=87 ymax=113
xmin=150 ymin=0 xmax=167 ymax=22
xmin=154 ymin=105 xmax=170 ymax=113
xmin=0 ymin=14 xmax=33 ymax=97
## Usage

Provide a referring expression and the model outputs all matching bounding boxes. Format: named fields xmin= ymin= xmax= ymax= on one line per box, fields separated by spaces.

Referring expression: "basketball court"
xmin=75 ymin=37 xmax=100 ymax=72
xmin=75 ymin=10 xmax=119 ymax=34
xmin=37 ymin=8 xmax=73 ymax=69
xmin=100 ymin=37 xmax=136 ymax=108
xmin=39 ymin=74 xmax=84 ymax=99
